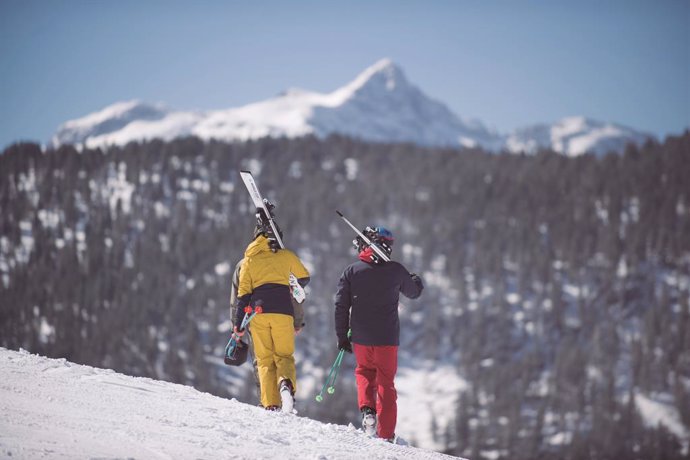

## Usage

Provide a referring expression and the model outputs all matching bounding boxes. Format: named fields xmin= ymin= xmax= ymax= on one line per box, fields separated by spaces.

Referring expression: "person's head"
xmin=253 ymin=225 xmax=265 ymax=240
xmin=253 ymin=203 xmax=283 ymax=251
xmin=253 ymin=223 xmax=284 ymax=251
xmin=361 ymin=226 xmax=394 ymax=257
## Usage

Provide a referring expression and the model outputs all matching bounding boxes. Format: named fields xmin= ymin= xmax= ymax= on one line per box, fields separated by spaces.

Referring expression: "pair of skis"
xmin=240 ymin=171 xmax=306 ymax=304
xmin=239 ymin=170 xmax=392 ymax=312
xmin=240 ymin=170 xmax=390 ymax=265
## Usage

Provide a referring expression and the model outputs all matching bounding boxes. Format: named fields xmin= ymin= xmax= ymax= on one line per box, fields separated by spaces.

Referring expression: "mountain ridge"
xmin=52 ymin=59 xmax=655 ymax=156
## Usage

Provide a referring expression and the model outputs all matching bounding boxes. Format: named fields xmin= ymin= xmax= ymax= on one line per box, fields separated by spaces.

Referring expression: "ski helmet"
xmin=254 ymin=201 xmax=283 ymax=251
xmin=361 ymin=226 xmax=394 ymax=258
xmin=365 ymin=226 xmax=394 ymax=245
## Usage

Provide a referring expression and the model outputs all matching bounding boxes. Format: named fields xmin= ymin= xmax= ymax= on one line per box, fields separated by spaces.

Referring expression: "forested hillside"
xmin=1 ymin=133 xmax=689 ymax=459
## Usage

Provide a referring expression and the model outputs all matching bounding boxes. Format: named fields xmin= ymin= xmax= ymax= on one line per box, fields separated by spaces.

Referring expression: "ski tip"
xmin=239 ymin=170 xmax=252 ymax=175
xmin=335 ymin=210 xmax=344 ymax=217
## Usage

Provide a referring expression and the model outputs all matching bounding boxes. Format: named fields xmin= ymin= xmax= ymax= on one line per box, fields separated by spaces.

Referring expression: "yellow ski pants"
xmin=250 ymin=313 xmax=296 ymax=408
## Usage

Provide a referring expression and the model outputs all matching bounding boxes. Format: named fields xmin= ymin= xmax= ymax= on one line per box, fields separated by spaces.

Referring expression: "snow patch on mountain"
xmin=635 ymin=392 xmax=689 ymax=442
xmin=506 ymin=116 xmax=653 ymax=156
xmin=0 ymin=347 xmax=462 ymax=459
xmin=53 ymin=100 xmax=172 ymax=147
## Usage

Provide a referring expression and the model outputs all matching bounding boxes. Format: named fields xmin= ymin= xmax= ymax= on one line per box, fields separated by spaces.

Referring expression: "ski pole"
xmin=315 ymin=329 xmax=351 ymax=402
xmin=315 ymin=349 xmax=345 ymax=402
xmin=327 ymin=350 xmax=345 ymax=394
xmin=225 ymin=305 xmax=263 ymax=358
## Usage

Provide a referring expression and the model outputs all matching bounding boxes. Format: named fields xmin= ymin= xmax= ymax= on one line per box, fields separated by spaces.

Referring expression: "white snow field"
xmin=0 ymin=348 xmax=465 ymax=459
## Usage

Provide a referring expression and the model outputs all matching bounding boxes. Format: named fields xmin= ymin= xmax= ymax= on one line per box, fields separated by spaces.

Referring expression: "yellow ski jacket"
xmin=235 ymin=235 xmax=310 ymax=324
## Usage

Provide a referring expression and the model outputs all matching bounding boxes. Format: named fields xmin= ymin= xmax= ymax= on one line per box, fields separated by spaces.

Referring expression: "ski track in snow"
xmin=0 ymin=348 xmax=464 ymax=460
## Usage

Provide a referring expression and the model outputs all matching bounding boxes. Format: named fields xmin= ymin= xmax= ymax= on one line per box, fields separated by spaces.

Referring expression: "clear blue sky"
xmin=1 ymin=0 xmax=688 ymax=149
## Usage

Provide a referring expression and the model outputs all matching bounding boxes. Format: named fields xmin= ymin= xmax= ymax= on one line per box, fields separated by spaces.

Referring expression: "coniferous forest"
xmin=1 ymin=133 xmax=689 ymax=459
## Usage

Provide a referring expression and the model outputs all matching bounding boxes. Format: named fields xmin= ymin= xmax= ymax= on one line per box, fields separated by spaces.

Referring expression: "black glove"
xmin=337 ymin=337 xmax=352 ymax=353
xmin=410 ymin=273 xmax=423 ymax=286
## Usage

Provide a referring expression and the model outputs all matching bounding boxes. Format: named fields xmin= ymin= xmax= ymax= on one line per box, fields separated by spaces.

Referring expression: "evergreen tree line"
xmin=1 ymin=132 xmax=689 ymax=459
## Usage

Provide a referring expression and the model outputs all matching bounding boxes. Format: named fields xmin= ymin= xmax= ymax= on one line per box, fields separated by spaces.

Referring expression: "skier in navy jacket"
xmin=334 ymin=226 xmax=423 ymax=442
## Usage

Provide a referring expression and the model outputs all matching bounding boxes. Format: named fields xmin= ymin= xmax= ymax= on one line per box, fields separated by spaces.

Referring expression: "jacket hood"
xmin=244 ymin=235 xmax=272 ymax=258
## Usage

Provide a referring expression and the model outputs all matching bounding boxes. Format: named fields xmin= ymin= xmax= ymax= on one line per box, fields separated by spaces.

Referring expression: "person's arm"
xmin=399 ymin=265 xmax=424 ymax=299
xmin=289 ymin=251 xmax=311 ymax=286
xmin=235 ymin=258 xmax=253 ymax=326
xmin=334 ymin=269 xmax=351 ymax=343
xmin=292 ymin=297 xmax=305 ymax=331
xmin=229 ymin=260 xmax=243 ymax=327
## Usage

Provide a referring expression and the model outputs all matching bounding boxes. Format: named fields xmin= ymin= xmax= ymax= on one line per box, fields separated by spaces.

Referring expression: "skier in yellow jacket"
xmin=234 ymin=231 xmax=310 ymax=412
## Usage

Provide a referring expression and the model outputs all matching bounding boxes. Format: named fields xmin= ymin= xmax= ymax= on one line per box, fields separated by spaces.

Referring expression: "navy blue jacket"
xmin=335 ymin=260 xmax=423 ymax=346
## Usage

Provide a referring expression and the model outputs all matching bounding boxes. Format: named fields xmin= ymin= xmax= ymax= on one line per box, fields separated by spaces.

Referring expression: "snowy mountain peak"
xmin=50 ymin=60 xmax=655 ymax=155
xmin=53 ymin=100 xmax=171 ymax=147
xmin=506 ymin=116 xmax=655 ymax=156
xmin=340 ymin=58 xmax=408 ymax=95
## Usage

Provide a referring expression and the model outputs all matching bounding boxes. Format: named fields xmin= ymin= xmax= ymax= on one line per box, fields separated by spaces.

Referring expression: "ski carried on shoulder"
xmin=335 ymin=210 xmax=391 ymax=263
xmin=239 ymin=170 xmax=306 ymax=303
xmin=240 ymin=170 xmax=285 ymax=249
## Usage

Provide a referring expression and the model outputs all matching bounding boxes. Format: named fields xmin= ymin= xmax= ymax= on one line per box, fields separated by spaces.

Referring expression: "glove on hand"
xmin=337 ymin=337 xmax=352 ymax=353
xmin=410 ymin=273 xmax=423 ymax=287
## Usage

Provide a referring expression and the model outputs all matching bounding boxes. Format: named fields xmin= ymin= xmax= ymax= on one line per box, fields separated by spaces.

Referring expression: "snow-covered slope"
xmin=0 ymin=348 xmax=462 ymax=459
xmin=505 ymin=116 xmax=654 ymax=156
xmin=51 ymin=59 xmax=654 ymax=155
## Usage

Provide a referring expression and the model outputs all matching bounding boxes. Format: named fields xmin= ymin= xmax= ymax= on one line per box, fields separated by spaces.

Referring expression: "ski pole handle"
xmin=227 ymin=305 xmax=264 ymax=356
xmin=237 ymin=305 xmax=263 ymax=334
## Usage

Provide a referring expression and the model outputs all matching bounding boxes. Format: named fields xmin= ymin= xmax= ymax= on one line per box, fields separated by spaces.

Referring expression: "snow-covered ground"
xmin=0 ymin=348 xmax=464 ymax=459
xmin=397 ymin=362 xmax=469 ymax=450
xmin=635 ymin=392 xmax=689 ymax=444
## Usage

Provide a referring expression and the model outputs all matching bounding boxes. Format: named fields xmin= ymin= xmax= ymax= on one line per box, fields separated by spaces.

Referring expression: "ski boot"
xmin=279 ymin=379 xmax=295 ymax=414
xmin=360 ymin=406 xmax=377 ymax=437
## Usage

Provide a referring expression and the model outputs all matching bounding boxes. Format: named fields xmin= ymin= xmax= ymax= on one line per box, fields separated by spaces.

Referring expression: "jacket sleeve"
xmin=229 ymin=260 xmax=243 ymax=327
xmin=235 ymin=258 xmax=253 ymax=326
xmin=399 ymin=265 xmax=424 ymax=300
xmin=292 ymin=297 xmax=305 ymax=328
xmin=289 ymin=251 xmax=310 ymax=286
xmin=334 ymin=268 xmax=351 ymax=342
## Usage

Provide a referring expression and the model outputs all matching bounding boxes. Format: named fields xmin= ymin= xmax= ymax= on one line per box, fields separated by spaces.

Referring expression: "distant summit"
xmin=506 ymin=116 xmax=655 ymax=157
xmin=52 ymin=59 xmax=654 ymax=155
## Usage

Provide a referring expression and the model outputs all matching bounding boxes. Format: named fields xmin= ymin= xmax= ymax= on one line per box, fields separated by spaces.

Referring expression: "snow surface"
xmin=397 ymin=363 xmax=470 ymax=450
xmin=0 ymin=348 xmax=465 ymax=460
xmin=635 ymin=392 xmax=689 ymax=445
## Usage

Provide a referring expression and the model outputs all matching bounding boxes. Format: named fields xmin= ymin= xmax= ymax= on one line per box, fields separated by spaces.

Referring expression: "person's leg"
xmin=247 ymin=332 xmax=261 ymax=404
xmin=271 ymin=314 xmax=297 ymax=392
xmin=251 ymin=314 xmax=280 ymax=408
xmin=373 ymin=345 xmax=398 ymax=439
xmin=353 ymin=344 xmax=377 ymax=410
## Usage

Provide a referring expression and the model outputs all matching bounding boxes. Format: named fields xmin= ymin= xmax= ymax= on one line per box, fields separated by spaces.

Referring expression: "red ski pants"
xmin=353 ymin=344 xmax=398 ymax=439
